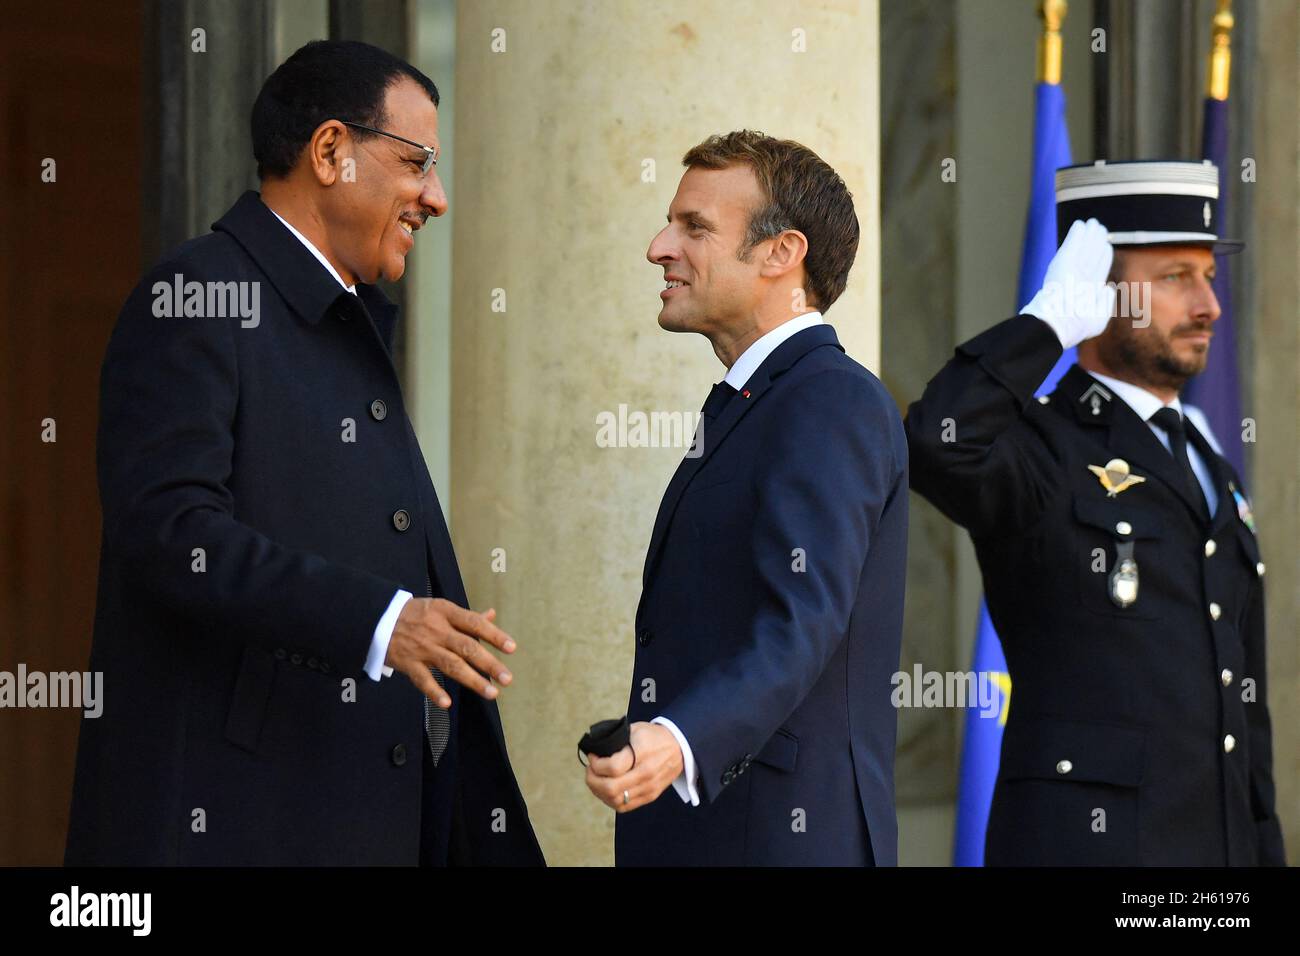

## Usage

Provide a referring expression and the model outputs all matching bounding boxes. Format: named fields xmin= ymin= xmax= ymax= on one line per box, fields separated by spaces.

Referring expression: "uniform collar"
xmin=1084 ymin=369 xmax=1182 ymax=424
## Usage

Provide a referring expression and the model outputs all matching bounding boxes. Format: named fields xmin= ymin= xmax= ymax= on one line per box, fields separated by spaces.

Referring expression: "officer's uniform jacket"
xmin=906 ymin=314 xmax=1285 ymax=866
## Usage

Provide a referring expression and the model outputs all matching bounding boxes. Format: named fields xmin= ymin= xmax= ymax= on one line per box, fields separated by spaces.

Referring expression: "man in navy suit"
xmin=585 ymin=131 xmax=909 ymax=866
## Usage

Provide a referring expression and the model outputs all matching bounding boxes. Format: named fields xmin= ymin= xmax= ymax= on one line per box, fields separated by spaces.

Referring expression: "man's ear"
xmin=759 ymin=229 xmax=809 ymax=282
xmin=307 ymin=120 xmax=349 ymax=186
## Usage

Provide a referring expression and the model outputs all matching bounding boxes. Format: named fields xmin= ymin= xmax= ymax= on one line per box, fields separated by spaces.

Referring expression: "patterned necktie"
xmin=1150 ymin=407 xmax=1209 ymax=521
xmin=423 ymin=569 xmax=450 ymax=766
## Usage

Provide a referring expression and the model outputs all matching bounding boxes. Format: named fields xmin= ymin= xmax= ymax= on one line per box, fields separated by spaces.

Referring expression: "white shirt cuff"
xmin=651 ymin=716 xmax=700 ymax=806
xmin=365 ymin=589 xmax=413 ymax=681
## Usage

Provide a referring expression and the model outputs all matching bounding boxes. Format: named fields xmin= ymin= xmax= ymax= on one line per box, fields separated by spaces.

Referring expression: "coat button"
xmin=637 ymin=628 xmax=652 ymax=646
xmin=1209 ymin=602 xmax=1222 ymax=621
xmin=320 ymin=661 xmax=333 ymax=674
xmin=1223 ymin=734 xmax=1236 ymax=754
xmin=370 ymin=399 xmax=388 ymax=421
xmin=1220 ymin=668 xmax=1233 ymax=686
xmin=392 ymin=509 xmax=411 ymax=532
xmin=1256 ymin=562 xmax=1266 ymax=577
xmin=1056 ymin=759 xmax=1073 ymax=774
xmin=1204 ymin=539 xmax=1216 ymax=557
xmin=307 ymin=657 xmax=319 ymax=670
xmin=290 ymin=652 xmax=303 ymax=666
xmin=1115 ymin=521 xmax=1132 ymax=535
xmin=721 ymin=769 xmax=735 ymax=786
xmin=274 ymin=647 xmax=287 ymax=661
xmin=391 ymin=744 xmax=408 ymax=766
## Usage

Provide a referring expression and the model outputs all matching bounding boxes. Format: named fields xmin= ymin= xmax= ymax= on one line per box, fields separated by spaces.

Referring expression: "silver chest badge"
xmin=1110 ymin=540 xmax=1140 ymax=608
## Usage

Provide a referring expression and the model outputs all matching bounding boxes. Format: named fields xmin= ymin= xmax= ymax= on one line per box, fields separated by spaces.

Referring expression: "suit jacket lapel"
xmin=640 ymin=324 xmax=844 ymax=588
xmin=1059 ymin=366 xmax=1208 ymax=523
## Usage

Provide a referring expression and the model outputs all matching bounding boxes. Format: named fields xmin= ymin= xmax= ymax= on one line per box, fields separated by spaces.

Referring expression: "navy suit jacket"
xmin=65 ymin=191 xmax=544 ymax=865
xmin=615 ymin=324 xmax=908 ymax=866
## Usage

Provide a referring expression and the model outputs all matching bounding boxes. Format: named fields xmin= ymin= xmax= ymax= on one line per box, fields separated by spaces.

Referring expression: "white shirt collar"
xmin=723 ymin=312 xmax=824 ymax=390
xmin=267 ymin=207 xmax=357 ymax=296
xmin=1085 ymin=369 xmax=1182 ymax=424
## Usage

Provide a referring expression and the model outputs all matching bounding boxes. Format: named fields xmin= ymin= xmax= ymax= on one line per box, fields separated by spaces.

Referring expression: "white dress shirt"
xmin=268 ymin=205 xmax=411 ymax=682
xmin=653 ymin=311 xmax=825 ymax=806
xmin=1085 ymin=370 xmax=1221 ymax=516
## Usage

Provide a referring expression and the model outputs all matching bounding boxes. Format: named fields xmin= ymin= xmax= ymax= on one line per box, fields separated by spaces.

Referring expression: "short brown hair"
xmin=682 ymin=130 xmax=859 ymax=312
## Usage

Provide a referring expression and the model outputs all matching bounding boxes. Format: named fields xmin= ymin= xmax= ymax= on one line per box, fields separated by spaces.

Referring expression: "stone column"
xmin=448 ymin=0 xmax=880 ymax=865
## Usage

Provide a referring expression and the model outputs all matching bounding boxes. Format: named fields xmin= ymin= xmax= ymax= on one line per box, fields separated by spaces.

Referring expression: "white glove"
xmin=1021 ymin=218 xmax=1116 ymax=349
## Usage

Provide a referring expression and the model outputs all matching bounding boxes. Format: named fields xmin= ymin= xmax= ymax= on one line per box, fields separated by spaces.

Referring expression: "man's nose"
xmin=646 ymin=227 xmax=675 ymax=265
xmin=1195 ymin=273 xmax=1222 ymax=324
xmin=420 ymin=169 xmax=449 ymax=218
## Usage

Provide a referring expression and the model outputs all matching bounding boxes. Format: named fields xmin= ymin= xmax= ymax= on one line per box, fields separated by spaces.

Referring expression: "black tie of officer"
xmin=1149 ymin=407 xmax=1210 ymax=522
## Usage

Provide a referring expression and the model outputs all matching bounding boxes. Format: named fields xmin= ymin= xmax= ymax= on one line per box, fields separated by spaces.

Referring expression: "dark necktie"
xmin=423 ymin=569 xmax=450 ymax=766
xmin=702 ymin=381 xmax=738 ymax=420
xmin=1150 ymin=407 xmax=1209 ymax=521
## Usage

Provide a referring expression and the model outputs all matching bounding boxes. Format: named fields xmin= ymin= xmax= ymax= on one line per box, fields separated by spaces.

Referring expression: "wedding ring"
xmin=622 ymin=789 xmax=630 ymax=806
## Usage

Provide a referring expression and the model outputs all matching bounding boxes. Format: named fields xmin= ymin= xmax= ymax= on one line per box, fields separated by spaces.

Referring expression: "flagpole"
xmin=1037 ymin=0 xmax=1067 ymax=86
xmin=1207 ymin=0 xmax=1233 ymax=101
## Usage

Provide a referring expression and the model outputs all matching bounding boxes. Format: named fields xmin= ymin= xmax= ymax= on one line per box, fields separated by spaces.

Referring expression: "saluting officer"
xmin=906 ymin=160 xmax=1285 ymax=866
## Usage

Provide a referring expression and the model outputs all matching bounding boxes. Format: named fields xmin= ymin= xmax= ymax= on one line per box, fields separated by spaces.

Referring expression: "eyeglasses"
xmin=340 ymin=121 xmax=439 ymax=176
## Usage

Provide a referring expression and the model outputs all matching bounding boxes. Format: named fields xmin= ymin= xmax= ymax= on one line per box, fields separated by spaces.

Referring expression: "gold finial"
xmin=1037 ymin=0 xmax=1068 ymax=86
xmin=1207 ymin=0 xmax=1233 ymax=101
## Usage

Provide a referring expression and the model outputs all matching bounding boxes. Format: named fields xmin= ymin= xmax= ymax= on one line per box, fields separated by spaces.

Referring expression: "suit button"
xmin=1115 ymin=521 xmax=1132 ymax=535
xmin=1220 ymin=668 xmax=1233 ymax=686
xmin=721 ymin=769 xmax=735 ymax=786
xmin=274 ymin=647 xmax=287 ymax=661
xmin=1204 ymin=539 xmax=1216 ymax=557
xmin=1256 ymin=562 xmax=1266 ymax=577
xmin=637 ymin=628 xmax=652 ymax=646
xmin=392 ymin=509 xmax=411 ymax=532
xmin=307 ymin=657 xmax=319 ymax=670
xmin=391 ymin=744 xmax=408 ymax=766
xmin=290 ymin=652 xmax=303 ymax=666
xmin=370 ymin=399 xmax=388 ymax=421
xmin=1223 ymin=734 xmax=1236 ymax=754
xmin=1209 ymin=602 xmax=1222 ymax=621
xmin=1056 ymin=760 xmax=1073 ymax=774
xmin=320 ymin=661 xmax=333 ymax=674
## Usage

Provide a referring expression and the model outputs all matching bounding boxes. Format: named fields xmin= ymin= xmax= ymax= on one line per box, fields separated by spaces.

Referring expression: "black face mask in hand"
xmin=577 ymin=715 xmax=632 ymax=767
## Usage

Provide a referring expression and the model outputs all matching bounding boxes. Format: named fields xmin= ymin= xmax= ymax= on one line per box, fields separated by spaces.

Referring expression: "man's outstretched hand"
xmin=387 ymin=599 xmax=516 ymax=706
